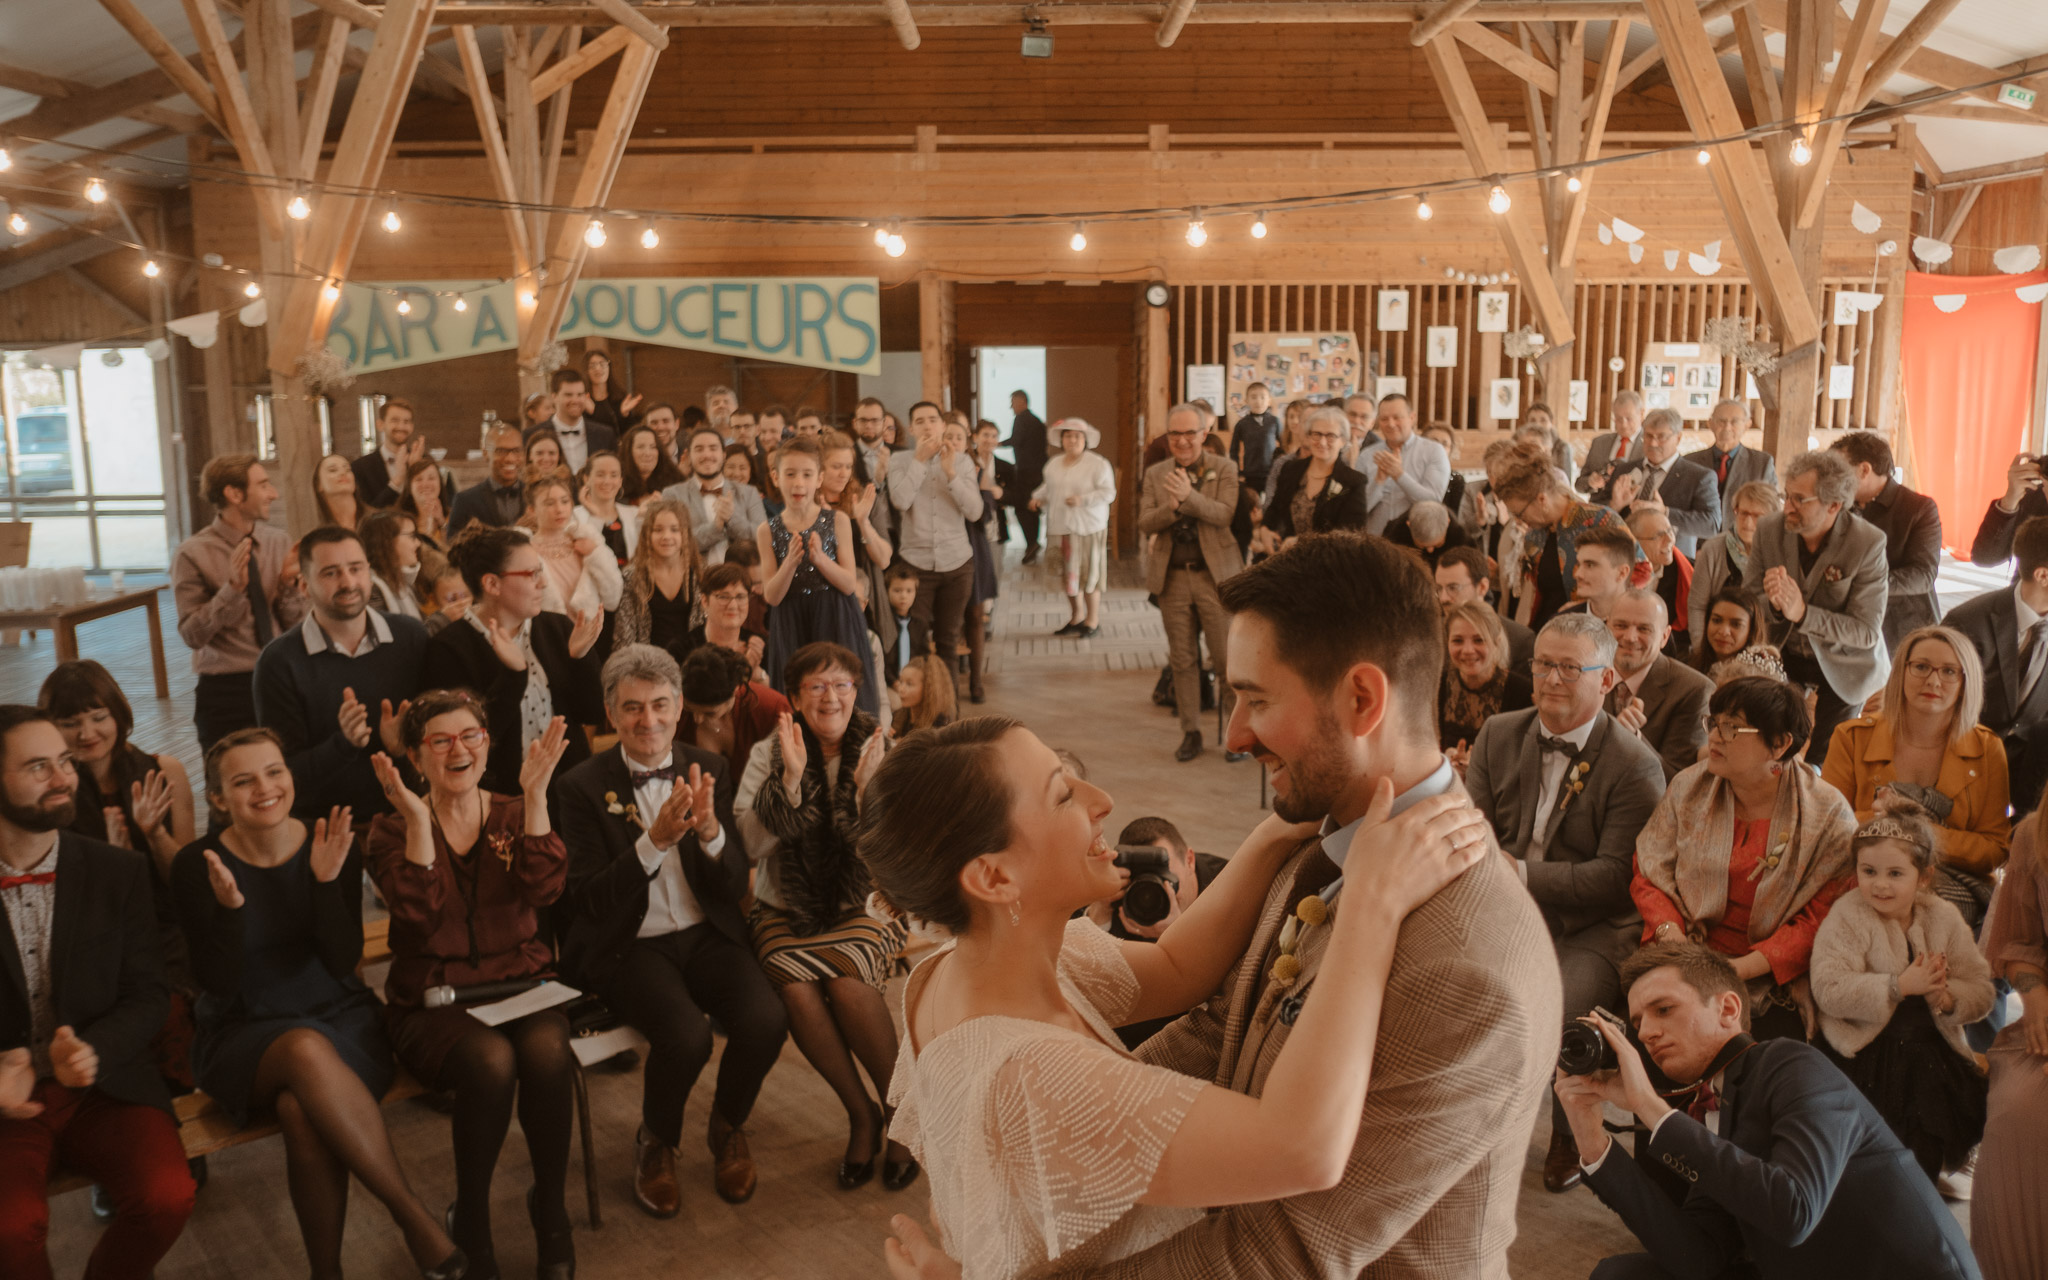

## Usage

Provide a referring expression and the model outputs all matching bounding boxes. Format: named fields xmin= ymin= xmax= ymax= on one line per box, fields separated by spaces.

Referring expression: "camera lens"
xmin=1557 ymin=1020 xmax=1616 ymax=1076
xmin=1122 ymin=878 xmax=1174 ymax=927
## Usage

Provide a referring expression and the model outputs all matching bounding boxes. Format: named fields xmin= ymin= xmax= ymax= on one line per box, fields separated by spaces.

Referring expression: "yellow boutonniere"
xmin=487 ymin=831 xmax=514 ymax=870
xmin=1328 ymin=480 xmax=1344 ymax=498
xmin=602 ymin=791 xmax=644 ymax=830
xmin=1270 ymin=893 xmax=1331 ymax=989
xmin=1557 ymin=761 xmax=1592 ymax=815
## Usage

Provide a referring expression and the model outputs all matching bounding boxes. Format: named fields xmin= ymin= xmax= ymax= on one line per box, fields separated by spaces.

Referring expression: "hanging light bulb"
xmin=1069 ymin=223 xmax=1088 ymax=252
xmin=1251 ymin=213 xmax=1268 ymax=239
xmin=0 ymin=147 xmax=12 ymax=172
xmin=141 ymin=259 xmax=160 ymax=278
xmin=519 ymin=289 xmax=536 ymax=307
xmin=1566 ymin=175 xmax=1583 ymax=193
xmin=395 ymin=297 xmax=412 ymax=315
xmin=873 ymin=225 xmax=890 ymax=247
xmin=286 ymin=191 xmax=310 ymax=220
xmin=640 ymin=224 xmax=659 ymax=249
xmin=6 ymin=212 xmax=26 ymax=236
xmin=1790 ymin=134 xmax=1813 ymax=166
xmin=1487 ymin=185 xmax=1511 ymax=215
xmin=1185 ymin=211 xmax=1207 ymax=248
xmin=1416 ymin=196 xmax=1434 ymax=221
xmin=381 ymin=207 xmax=401 ymax=233
xmin=453 ymin=295 xmax=468 ymax=312
xmin=884 ymin=232 xmax=907 ymax=258
xmin=584 ymin=219 xmax=607 ymax=248
xmin=83 ymin=177 xmax=107 ymax=203
xmin=243 ymin=280 xmax=261 ymax=298
xmin=322 ymin=282 xmax=341 ymax=301
xmin=1696 ymin=148 xmax=1712 ymax=165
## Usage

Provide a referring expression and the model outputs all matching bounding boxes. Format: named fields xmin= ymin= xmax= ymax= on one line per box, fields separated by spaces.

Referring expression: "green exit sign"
xmin=1999 ymin=84 xmax=2039 ymax=109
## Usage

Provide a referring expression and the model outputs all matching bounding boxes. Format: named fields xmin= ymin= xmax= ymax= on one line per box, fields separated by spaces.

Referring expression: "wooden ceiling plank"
xmin=178 ymin=0 xmax=283 ymax=232
xmin=529 ymin=24 xmax=632 ymax=101
xmin=92 ymin=0 xmax=225 ymax=130
xmin=1453 ymin=20 xmax=1561 ymax=96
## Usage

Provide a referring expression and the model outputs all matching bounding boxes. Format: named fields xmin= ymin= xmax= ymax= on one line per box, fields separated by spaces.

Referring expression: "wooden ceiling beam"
xmin=885 ymin=0 xmax=925 ymax=48
xmin=1729 ymin=1 xmax=1781 ymax=123
xmin=91 ymin=0 xmax=225 ymax=130
xmin=453 ymin=24 xmax=535 ymax=281
xmin=1413 ymin=0 xmax=1484 ymax=46
xmin=0 ymin=233 xmax=125 ymax=294
xmin=0 ymin=62 xmax=82 ymax=100
xmin=1858 ymin=0 xmax=1961 ymax=96
xmin=1155 ymin=0 xmax=1198 ymax=47
xmin=1613 ymin=0 xmax=1755 ymax=95
xmin=1453 ymin=21 xmax=1560 ymax=96
xmin=530 ymin=25 xmax=633 ymax=101
xmin=588 ymin=0 xmax=671 ymax=48
xmin=1793 ymin=0 xmax=1888 ymax=227
xmin=1752 ymin=0 xmax=2047 ymax=123
xmin=1936 ymin=183 xmax=1980 ymax=242
xmin=299 ymin=15 xmax=352 ymax=177
xmin=179 ymin=0 xmax=283 ymax=233
xmin=1933 ymin=151 xmax=2048 ymax=190
xmin=359 ymin=3 xmax=1655 ymax=27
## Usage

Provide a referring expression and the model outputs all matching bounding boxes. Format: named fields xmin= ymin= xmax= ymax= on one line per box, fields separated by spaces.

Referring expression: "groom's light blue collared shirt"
xmin=1316 ymin=756 xmax=1460 ymax=873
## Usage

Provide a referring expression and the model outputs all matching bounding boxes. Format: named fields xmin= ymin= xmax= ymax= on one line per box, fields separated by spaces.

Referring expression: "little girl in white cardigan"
xmin=1810 ymin=793 xmax=1994 ymax=1182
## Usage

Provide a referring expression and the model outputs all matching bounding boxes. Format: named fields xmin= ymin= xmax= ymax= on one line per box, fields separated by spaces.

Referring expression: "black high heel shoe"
xmin=881 ymin=1104 xmax=920 ymax=1191
xmin=528 ymin=1187 xmax=575 ymax=1280
xmin=838 ymin=1102 xmax=881 ymax=1190
xmin=420 ymin=1246 xmax=470 ymax=1280
xmin=444 ymin=1205 xmax=497 ymax=1280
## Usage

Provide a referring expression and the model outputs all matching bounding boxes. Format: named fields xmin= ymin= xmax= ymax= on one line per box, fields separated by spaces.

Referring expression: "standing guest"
xmin=1832 ymin=430 xmax=1943 ymax=651
xmin=1744 ymin=449 xmax=1892 ymax=766
xmin=878 ymin=564 xmax=930 ymax=685
xmin=1632 ymin=676 xmax=1857 ymax=1041
xmin=522 ymin=432 xmax=571 ymax=492
xmin=729 ymin=408 xmax=760 ymax=454
xmin=1821 ymin=625 xmax=2011 ymax=929
xmin=423 ymin=527 xmax=603 ymax=795
xmin=642 ymin=404 xmax=684 ymax=465
xmin=1227 ymin=380 xmax=1281 ymax=499
xmin=750 ymin=407 xmax=789 ymax=510
xmin=791 ymin=408 xmax=825 ymax=438
xmin=352 ymin=398 xmax=445 ymax=510
xmin=1976 ymin=799 xmax=2048 ymax=1279
xmin=1388 ymin=500 xmax=1471 ymax=569
xmin=521 ymin=392 xmax=555 ymax=434
xmin=1607 ymin=408 xmax=1720 ymax=557
xmin=936 ymin=417 xmax=992 ymax=704
xmin=760 ymin=438 xmax=884 ymax=715
xmin=820 ymin=431 xmax=897 ymax=633
xmin=669 ymin=425 xmax=766 ymax=566
xmin=971 ymin=418 xmax=1012 ymax=545
xmin=1946 ymin=515 xmax=2048 ymax=816
xmin=679 ymin=645 xmax=788 ymax=780
xmin=1259 ymin=400 xmax=1313 ymax=512
xmin=1263 ymin=406 xmax=1367 ymax=546
xmin=1576 ymin=389 xmax=1647 ymax=504
xmin=174 ymin=727 xmax=461 ymax=1280
xmin=1139 ymin=405 xmax=1245 ymax=764
xmin=400 ymin=459 xmax=455 ymax=553
xmin=1973 ymin=450 xmax=2048 ymax=570
xmin=1463 ymin=613 xmax=1665 ymax=1193
xmin=538 ymin=369 xmax=615 ymax=473
xmin=734 ymin=643 xmax=913 ymax=1191
xmin=1689 ymin=585 xmax=1764 ymax=677
xmin=1606 ymin=589 xmax=1714 ymax=781
xmin=581 ymin=348 xmax=641 ymax=435
xmin=0 ymin=706 xmax=196 ymax=1280
xmin=704 ymin=385 xmax=738 ymax=441
xmin=1488 ymin=439 xmax=1628 ymax=631
xmin=576 ymin=451 xmax=637 ymax=573
xmin=1810 ymin=796 xmax=1993 ymax=1182
xmin=526 ymin=476 xmax=623 ymax=621
xmin=1437 ymin=600 xmax=1533 ymax=767
xmin=255 ymin=526 xmax=427 ymax=823
xmin=621 ymin=421 xmax=688 ymax=507
xmin=557 ymin=646 xmax=787 ymax=1215
xmin=849 ymin=398 xmax=894 ymax=491
xmin=1520 ymin=404 xmax=1579 ymax=489
xmin=890 ymin=652 xmax=956 ymax=739
xmin=1687 ymin=397 xmax=1777 ymax=513
xmin=1435 ymin=545 xmax=1535 ymax=671
xmin=1003 ymin=391 xmax=1048 ymax=564
xmin=688 ymin=563 xmax=769 ymax=682
xmin=891 ymin=401 xmax=985 ymax=668
xmin=1553 ymin=524 xmax=1638 ymax=624
xmin=420 ymin=566 xmax=470 ymax=638
xmin=313 ymin=453 xmax=368 ymax=532
xmin=359 ymin=510 xmax=426 ymax=622
xmin=368 ymin=696 xmax=575 ymax=1280
xmin=1421 ymin=424 xmax=1466 ymax=518
xmin=173 ymin=454 xmax=307 ymax=754
xmin=1690 ymin=480 xmax=1778 ymax=640
xmin=1029 ymin=418 xmax=1116 ymax=639
xmin=449 ymin=426 xmax=530 ymax=540
xmin=614 ymin=499 xmax=703 ymax=670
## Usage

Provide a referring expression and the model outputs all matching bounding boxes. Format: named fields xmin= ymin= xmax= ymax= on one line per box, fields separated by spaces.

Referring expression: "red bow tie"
xmin=0 ymin=872 xmax=55 ymax=891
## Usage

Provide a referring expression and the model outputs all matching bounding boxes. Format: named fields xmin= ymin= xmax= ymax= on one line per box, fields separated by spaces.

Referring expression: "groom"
xmin=893 ymin=532 xmax=1562 ymax=1278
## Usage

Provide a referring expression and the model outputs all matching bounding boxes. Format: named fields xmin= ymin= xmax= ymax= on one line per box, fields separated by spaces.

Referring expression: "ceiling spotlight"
xmin=7 ymin=212 xmax=26 ymax=236
xmin=1566 ymin=175 xmax=1583 ymax=193
xmin=243 ymin=280 xmax=261 ymax=298
xmin=83 ymin=177 xmax=107 ymax=203
xmin=519 ymin=289 xmax=536 ymax=307
xmin=1021 ymin=14 xmax=1052 ymax=58
xmin=141 ymin=259 xmax=160 ymax=278
xmin=1069 ymin=223 xmax=1087 ymax=252
xmin=287 ymin=191 xmax=310 ymax=220
xmin=1487 ymin=185 xmax=1511 ymax=215
xmin=381 ymin=208 xmax=402 ymax=233
xmin=1416 ymin=197 xmax=1434 ymax=221
xmin=1696 ymin=148 xmax=1712 ymax=165
xmin=1790 ymin=135 xmax=1813 ymax=166
xmin=395 ymin=297 xmax=412 ymax=315
xmin=322 ymin=283 xmax=341 ymax=301
xmin=1185 ymin=212 xmax=1207 ymax=248
xmin=1251 ymin=213 xmax=1268 ymax=239
xmin=584 ymin=219 xmax=607 ymax=248
xmin=453 ymin=296 xmax=468 ymax=312
xmin=640 ymin=224 xmax=659 ymax=249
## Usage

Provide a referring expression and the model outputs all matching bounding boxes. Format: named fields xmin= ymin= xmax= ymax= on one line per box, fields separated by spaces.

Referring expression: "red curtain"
xmin=1901 ymin=269 xmax=2046 ymax=554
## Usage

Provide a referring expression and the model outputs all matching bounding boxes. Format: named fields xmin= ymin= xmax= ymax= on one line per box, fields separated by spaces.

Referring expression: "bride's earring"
xmin=1008 ymin=898 xmax=1022 ymax=927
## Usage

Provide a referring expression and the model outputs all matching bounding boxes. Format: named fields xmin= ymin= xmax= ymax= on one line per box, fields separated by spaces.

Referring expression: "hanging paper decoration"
xmin=1701 ymin=240 xmax=1722 ymax=263
xmin=238 ymin=299 xmax=267 ymax=327
xmin=1850 ymin=202 xmax=1882 ymax=234
xmin=29 ymin=342 xmax=84 ymax=370
xmin=1932 ymin=294 xmax=1967 ymax=313
xmin=1689 ymin=253 xmax=1723 ymax=276
xmin=1912 ymin=236 xmax=1954 ymax=266
xmin=166 ymin=310 xmax=221 ymax=349
xmin=2018 ymin=283 xmax=2048 ymax=305
xmin=142 ymin=339 xmax=171 ymax=362
xmin=1598 ymin=223 xmax=1614 ymax=246
xmin=1611 ymin=217 xmax=1645 ymax=244
xmin=1664 ymin=249 xmax=1681 ymax=271
xmin=1994 ymin=245 xmax=2044 ymax=274
xmin=1628 ymin=242 xmax=1644 ymax=264
xmin=1832 ymin=291 xmax=1885 ymax=323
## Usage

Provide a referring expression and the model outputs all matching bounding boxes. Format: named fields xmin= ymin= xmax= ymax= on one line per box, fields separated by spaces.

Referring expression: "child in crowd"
xmin=881 ymin=562 xmax=932 ymax=684
xmin=756 ymin=436 xmax=883 ymax=713
xmin=1811 ymin=794 xmax=1995 ymax=1182
xmin=722 ymin=537 xmax=772 ymax=635
xmin=890 ymin=652 xmax=956 ymax=738
xmin=419 ymin=564 xmax=472 ymax=636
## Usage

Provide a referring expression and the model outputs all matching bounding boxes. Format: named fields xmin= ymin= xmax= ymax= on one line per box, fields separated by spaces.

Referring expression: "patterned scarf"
xmin=760 ymin=710 xmax=881 ymax=937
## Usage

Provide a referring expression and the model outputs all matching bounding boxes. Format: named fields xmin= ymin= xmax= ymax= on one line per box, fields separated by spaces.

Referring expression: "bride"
xmin=857 ymin=717 xmax=1487 ymax=1280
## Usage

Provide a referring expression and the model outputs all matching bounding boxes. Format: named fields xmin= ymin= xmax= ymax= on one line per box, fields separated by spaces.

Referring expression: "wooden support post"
xmin=884 ymin=0 xmax=923 ymax=49
xmin=180 ymin=0 xmax=283 ymax=234
xmin=919 ymin=274 xmax=951 ymax=407
xmin=1155 ymin=0 xmax=1198 ymax=47
xmin=298 ymin=15 xmax=351 ymax=178
xmin=92 ymin=0 xmax=224 ymax=130
xmin=1412 ymin=0 xmax=1483 ymax=46
xmin=455 ymin=25 xmax=535 ymax=283
xmin=529 ymin=24 xmax=632 ymax=101
xmin=1792 ymin=0 xmax=1890 ymax=228
xmin=1555 ymin=17 xmax=1628 ymax=270
xmin=1145 ymin=288 xmax=1170 ymax=441
xmin=586 ymin=0 xmax=670 ymax=49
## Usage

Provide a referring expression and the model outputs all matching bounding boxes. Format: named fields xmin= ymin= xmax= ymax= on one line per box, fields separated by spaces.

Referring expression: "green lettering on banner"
xmin=472 ymin=294 xmax=509 ymax=347
xmin=836 ymin=282 xmax=878 ymax=368
xmin=627 ymin=285 xmax=667 ymax=337
xmin=362 ymin=297 xmax=402 ymax=365
xmin=670 ymin=285 xmax=709 ymax=338
xmin=327 ymin=293 xmax=359 ymax=365
xmin=709 ymin=283 xmax=746 ymax=349
xmin=792 ymin=282 xmax=834 ymax=363
xmin=395 ymin=291 xmax=441 ymax=357
xmin=749 ymin=283 xmax=792 ymax=354
xmin=585 ymin=284 xmax=624 ymax=330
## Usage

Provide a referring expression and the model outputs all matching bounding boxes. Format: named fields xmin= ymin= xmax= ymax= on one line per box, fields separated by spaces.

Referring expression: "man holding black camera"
xmin=1557 ymin=941 xmax=1978 ymax=1280
xmin=1139 ymin=404 xmax=1246 ymax=763
xmin=1084 ymin=816 xmax=1227 ymax=1048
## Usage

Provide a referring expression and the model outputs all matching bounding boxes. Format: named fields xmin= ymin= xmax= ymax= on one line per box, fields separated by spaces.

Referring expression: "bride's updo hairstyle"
xmin=857 ymin=716 xmax=1022 ymax=934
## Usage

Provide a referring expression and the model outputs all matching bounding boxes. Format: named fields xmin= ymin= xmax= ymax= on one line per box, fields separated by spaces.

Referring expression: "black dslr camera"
xmin=1113 ymin=846 xmax=1181 ymax=927
xmin=1558 ymin=1006 xmax=1636 ymax=1076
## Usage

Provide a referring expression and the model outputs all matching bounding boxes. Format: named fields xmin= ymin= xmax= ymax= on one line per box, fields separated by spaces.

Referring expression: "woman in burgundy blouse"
xmin=368 ymin=690 xmax=574 ymax=1280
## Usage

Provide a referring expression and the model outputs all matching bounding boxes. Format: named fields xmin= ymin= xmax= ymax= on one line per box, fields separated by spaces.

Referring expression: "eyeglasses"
xmin=1531 ymin=659 xmax=1607 ymax=683
xmin=423 ymin=728 xmax=487 ymax=754
xmin=1904 ymin=659 xmax=1964 ymax=685
xmin=1785 ymin=491 xmax=1825 ymax=508
xmin=1705 ymin=718 xmax=1762 ymax=742
xmin=1305 ymin=431 xmax=1346 ymax=442
xmin=708 ymin=589 xmax=750 ymax=604
xmin=1166 ymin=429 xmax=1204 ymax=440
xmin=494 ymin=568 xmax=544 ymax=584
xmin=800 ymin=680 xmax=857 ymax=699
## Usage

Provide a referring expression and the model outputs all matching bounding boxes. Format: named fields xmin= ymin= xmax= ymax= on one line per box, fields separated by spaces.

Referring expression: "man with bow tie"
xmin=531 ymin=368 xmax=617 ymax=472
xmin=555 ymin=646 xmax=786 ymax=1222
xmin=1463 ymin=613 xmax=1664 ymax=1195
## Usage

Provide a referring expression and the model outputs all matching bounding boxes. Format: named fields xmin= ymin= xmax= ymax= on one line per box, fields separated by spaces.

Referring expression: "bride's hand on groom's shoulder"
xmin=884 ymin=1214 xmax=961 ymax=1280
xmin=1345 ymin=779 xmax=1492 ymax=919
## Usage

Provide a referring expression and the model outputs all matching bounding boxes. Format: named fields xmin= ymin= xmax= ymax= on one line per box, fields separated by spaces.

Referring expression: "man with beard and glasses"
xmin=0 ymin=705 xmax=196 ymax=1278
xmin=887 ymin=531 xmax=1560 ymax=1280
xmin=665 ymin=425 xmax=766 ymax=566
xmin=254 ymin=526 xmax=428 ymax=821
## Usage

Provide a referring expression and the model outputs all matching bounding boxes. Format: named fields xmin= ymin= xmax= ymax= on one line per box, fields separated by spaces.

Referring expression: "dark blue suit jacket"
xmin=1586 ymin=1039 xmax=1978 ymax=1279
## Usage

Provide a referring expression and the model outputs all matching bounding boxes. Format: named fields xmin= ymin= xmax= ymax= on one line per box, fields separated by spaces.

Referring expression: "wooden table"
xmin=0 ymin=585 xmax=171 ymax=699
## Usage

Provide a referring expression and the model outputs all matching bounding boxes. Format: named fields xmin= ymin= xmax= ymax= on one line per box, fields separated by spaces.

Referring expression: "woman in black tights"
xmin=367 ymin=691 xmax=575 ymax=1280
xmin=173 ymin=728 xmax=464 ymax=1280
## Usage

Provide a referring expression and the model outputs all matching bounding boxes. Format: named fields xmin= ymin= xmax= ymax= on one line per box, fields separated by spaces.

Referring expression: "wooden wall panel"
xmin=0 ymin=267 xmax=149 ymax=345
xmin=1940 ymin=173 xmax=2048 ymax=277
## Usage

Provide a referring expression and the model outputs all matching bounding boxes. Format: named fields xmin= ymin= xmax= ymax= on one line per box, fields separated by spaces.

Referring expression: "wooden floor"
xmin=17 ymin=548 xmax=1685 ymax=1278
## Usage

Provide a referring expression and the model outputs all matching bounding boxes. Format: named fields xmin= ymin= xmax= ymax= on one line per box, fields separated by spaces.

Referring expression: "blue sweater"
xmin=253 ymin=610 xmax=428 ymax=819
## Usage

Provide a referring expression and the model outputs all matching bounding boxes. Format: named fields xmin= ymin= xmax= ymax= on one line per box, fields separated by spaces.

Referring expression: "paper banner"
xmin=2018 ymin=283 xmax=2048 ymax=304
xmin=1689 ymin=253 xmax=1723 ymax=276
xmin=142 ymin=339 xmax=171 ymax=362
xmin=1663 ymin=249 xmax=1681 ymax=271
xmin=1913 ymin=236 xmax=1954 ymax=266
xmin=1628 ymin=243 xmax=1644 ymax=264
xmin=29 ymin=342 xmax=84 ymax=369
xmin=1850 ymin=202 xmax=1882 ymax=234
xmin=1611 ymin=217 xmax=1645 ymax=244
xmin=1932 ymin=294 xmax=1967 ymax=313
xmin=1701 ymin=240 xmax=1722 ymax=264
xmin=166 ymin=310 xmax=221 ymax=348
xmin=238 ymin=299 xmax=268 ymax=327
xmin=1597 ymin=223 xmax=1614 ymax=246
xmin=1994 ymin=245 xmax=2044 ymax=275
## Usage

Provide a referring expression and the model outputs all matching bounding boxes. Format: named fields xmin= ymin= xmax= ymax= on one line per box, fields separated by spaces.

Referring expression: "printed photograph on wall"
xmin=1489 ymin=378 xmax=1521 ymax=420
xmin=1476 ymin=291 xmax=1510 ymax=333
xmin=1567 ymin=380 xmax=1589 ymax=421
xmin=1426 ymin=326 xmax=1459 ymax=368
xmin=1377 ymin=289 xmax=1411 ymax=332
xmin=1227 ymin=330 xmax=1362 ymax=413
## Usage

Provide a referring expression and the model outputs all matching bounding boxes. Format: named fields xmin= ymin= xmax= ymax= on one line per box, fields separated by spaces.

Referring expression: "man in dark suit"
xmin=449 ymin=425 xmax=530 ymax=540
xmin=0 ymin=707 xmax=196 ymax=1277
xmin=1435 ymin=545 xmax=1535 ymax=672
xmin=1576 ymin=390 xmax=1646 ymax=504
xmin=1946 ymin=514 xmax=2048 ymax=815
xmin=1686 ymin=398 xmax=1777 ymax=517
xmin=558 ymin=646 xmax=787 ymax=1219
xmin=1607 ymin=589 xmax=1713 ymax=780
xmin=1465 ymin=614 xmax=1665 ymax=1193
xmin=1610 ymin=409 xmax=1719 ymax=558
xmin=881 ymin=564 xmax=933 ymax=683
xmin=529 ymin=367 xmax=617 ymax=473
xmin=352 ymin=396 xmax=455 ymax=511
xmin=1559 ymin=941 xmax=1980 ymax=1280
xmin=1831 ymin=431 xmax=1942 ymax=652
xmin=1973 ymin=450 xmax=2048 ymax=571
xmin=1002 ymin=390 xmax=1048 ymax=564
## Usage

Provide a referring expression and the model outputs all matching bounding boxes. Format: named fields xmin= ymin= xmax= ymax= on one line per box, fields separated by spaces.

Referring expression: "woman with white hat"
xmin=1028 ymin=418 xmax=1117 ymax=638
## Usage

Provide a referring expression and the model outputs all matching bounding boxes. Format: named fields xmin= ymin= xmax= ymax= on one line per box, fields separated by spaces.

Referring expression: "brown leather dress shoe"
xmin=1542 ymin=1129 xmax=1584 ymax=1193
xmin=708 ymin=1112 xmax=758 ymax=1205
xmin=634 ymin=1126 xmax=682 ymax=1219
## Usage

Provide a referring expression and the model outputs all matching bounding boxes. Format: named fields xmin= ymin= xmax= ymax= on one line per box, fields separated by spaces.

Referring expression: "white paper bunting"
xmin=1912 ymin=236 xmax=1954 ymax=266
xmin=2018 ymin=283 xmax=2048 ymax=305
xmin=1664 ymin=249 xmax=1681 ymax=271
xmin=1689 ymin=253 xmax=1724 ymax=276
xmin=238 ymin=299 xmax=268 ymax=327
xmin=1994 ymin=245 xmax=2044 ymax=274
xmin=1628 ymin=242 xmax=1644 ymax=264
xmin=1598 ymin=222 xmax=1614 ymax=246
xmin=1611 ymin=217 xmax=1645 ymax=244
xmin=166 ymin=311 xmax=221 ymax=349
xmin=1932 ymin=294 xmax=1967 ymax=313
xmin=1850 ymin=202 xmax=1883 ymax=234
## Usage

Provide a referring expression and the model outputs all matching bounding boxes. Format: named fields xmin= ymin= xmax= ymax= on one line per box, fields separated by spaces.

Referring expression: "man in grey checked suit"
xmin=665 ymin=424 xmax=766 ymax=564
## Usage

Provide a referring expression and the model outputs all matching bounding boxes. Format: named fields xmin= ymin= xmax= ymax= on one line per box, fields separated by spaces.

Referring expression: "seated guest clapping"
xmin=734 ymin=642 xmax=912 ymax=1190
xmin=558 ymin=646 xmax=788 ymax=1217
xmin=1553 ymin=524 xmax=1637 ymax=624
xmin=1463 ymin=613 xmax=1665 ymax=1193
xmin=0 ymin=706 xmax=196 ymax=1280
xmin=1556 ymin=942 xmax=1978 ymax=1280
xmin=679 ymin=645 xmax=788 ymax=780
xmin=1605 ymin=588 xmax=1713 ymax=782
xmin=423 ymin=527 xmax=603 ymax=795
xmin=173 ymin=728 xmax=460 ymax=1280
xmin=367 ymin=695 xmax=575 ymax=1280
xmin=1632 ymin=677 xmax=1858 ymax=1042
xmin=1438 ymin=601 xmax=1532 ymax=769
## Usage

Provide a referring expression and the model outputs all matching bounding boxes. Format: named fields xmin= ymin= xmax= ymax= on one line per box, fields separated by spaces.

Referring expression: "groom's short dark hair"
xmin=1218 ymin=532 xmax=1443 ymax=709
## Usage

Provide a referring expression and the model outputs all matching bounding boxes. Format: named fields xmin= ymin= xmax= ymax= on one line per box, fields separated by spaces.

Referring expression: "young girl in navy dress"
xmin=757 ymin=436 xmax=883 ymax=714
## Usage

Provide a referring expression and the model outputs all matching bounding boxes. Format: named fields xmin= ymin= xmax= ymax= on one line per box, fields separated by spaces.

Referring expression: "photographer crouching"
xmin=1084 ymin=816 xmax=1225 ymax=1047
xmin=1556 ymin=940 xmax=1978 ymax=1280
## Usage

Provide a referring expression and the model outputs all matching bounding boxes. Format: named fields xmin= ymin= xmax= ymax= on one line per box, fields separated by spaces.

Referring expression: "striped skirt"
xmin=748 ymin=901 xmax=908 ymax=991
